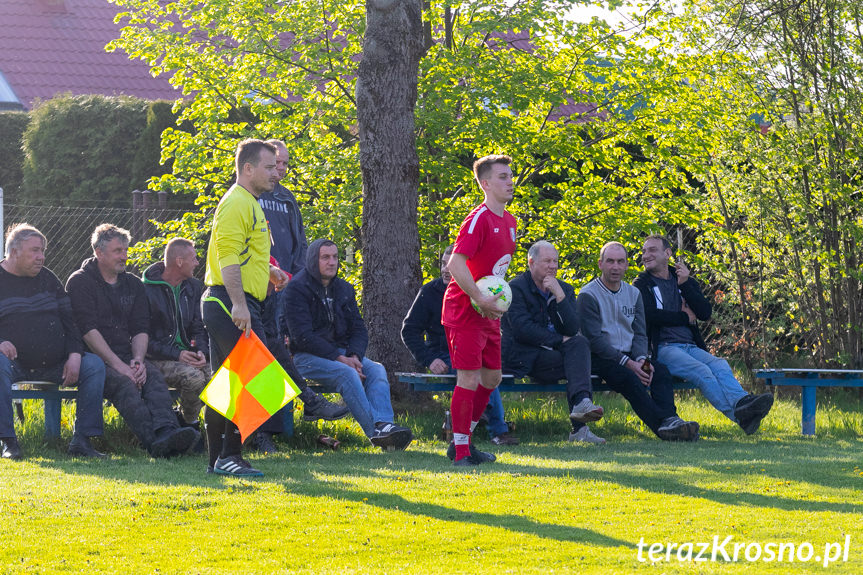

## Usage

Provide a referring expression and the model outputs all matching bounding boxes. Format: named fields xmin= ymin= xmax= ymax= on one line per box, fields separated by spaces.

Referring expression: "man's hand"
xmin=130 ymin=358 xmax=147 ymax=389
xmin=112 ymin=360 xmax=139 ymax=388
xmin=232 ymin=302 xmax=252 ymax=337
xmin=179 ymin=350 xmax=208 ymax=368
xmin=626 ymin=358 xmax=653 ymax=386
xmin=429 ymin=358 xmax=449 ymax=375
xmin=0 ymin=341 xmax=17 ymax=360
xmin=61 ymin=353 xmax=82 ymax=387
xmin=675 ymin=260 xmax=690 ymax=285
xmin=474 ymin=291 xmax=505 ymax=320
xmin=269 ymin=265 xmax=290 ymax=292
xmin=542 ymin=275 xmax=565 ymax=302
xmin=337 ymin=354 xmax=365 ymax=379
xmin=681 ymin=299 xmax=697 ymax=324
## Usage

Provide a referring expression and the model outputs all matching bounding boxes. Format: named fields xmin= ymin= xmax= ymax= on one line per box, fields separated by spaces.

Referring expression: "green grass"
xmin=2 ymin=392 xmax=862 ymax=574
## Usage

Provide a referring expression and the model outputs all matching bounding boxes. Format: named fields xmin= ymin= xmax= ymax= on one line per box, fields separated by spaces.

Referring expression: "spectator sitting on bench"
xmin=0 ymin=224 xmax=106 ymax=459
xmin=502 ymin=241 xmax=603 ymax=444
xmin=634 ymin=235 xmax=773 ymax=434
xmin=284 ymin=239 xmax=413 ymax=451
xmin=67 ymin=224 xmax=199 ymax=457
xmin=577 ymin=241 xmax=699 ymax=441
xmin=401 ymin=244 xmax=518 ymax=446
xmin=143 ymin=238 xmax=210 ymax=433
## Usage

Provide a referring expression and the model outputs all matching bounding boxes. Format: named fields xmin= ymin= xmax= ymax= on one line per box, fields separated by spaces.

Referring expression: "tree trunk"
xmin=357 ymin=0 xmax=426 ymax=385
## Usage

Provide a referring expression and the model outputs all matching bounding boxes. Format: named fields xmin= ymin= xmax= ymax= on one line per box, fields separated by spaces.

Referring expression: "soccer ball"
xmin=471 ymin=275 xmax=512 ymax=314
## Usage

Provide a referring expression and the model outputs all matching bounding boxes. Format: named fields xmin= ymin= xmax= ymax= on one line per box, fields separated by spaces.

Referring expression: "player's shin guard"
xmin=451 ymin=385 xmax=475 ymax=461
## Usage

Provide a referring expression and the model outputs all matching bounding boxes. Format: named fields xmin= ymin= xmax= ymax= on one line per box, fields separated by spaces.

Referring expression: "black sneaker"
xmin=1 ymin=437 xmax=22 ymax=460
xmin=149 ymin=427 xmax=198 ymax=458
xmin=213 ymin=455 xmax=263 ymax=477
xmin=657 ymin=417 xmax=700 ymax=442
xmin=453 ymin=456 xmax=481 ymax=467
xmin=67 ymin=434 xmax=106 ymax=458
xmin=735 ymin=393 xmax=774 ymax=435
xmin=370 ymin=423 xmax=413 ymax=451
xmin=446 ymin=441 xmax=496 ymax=463
xmin=302 ymin=394 xmax=351 ymax=421
xmin=253 ymin=431 xmax=279 ymax=454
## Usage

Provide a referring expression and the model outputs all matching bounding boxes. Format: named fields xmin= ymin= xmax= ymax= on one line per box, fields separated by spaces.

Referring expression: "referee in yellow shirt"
xmin=202 ymin=139 xmax=288 ymax=477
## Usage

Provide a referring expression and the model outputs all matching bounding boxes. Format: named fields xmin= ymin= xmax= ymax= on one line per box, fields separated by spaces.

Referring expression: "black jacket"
xmin=633 ymin=267 xmax=712 ymax=357
xmin=502 ymin=270 xmax=579 ymax=377
xmin=66 ymin=257 xmax=150 ymax=361
xmin=141 ymin=261 xmax=209 ymax=361
xmin=283 ymin=239 xmax=368 ymax=361
xmin=400 ymin=277 xmax=448 ymax=368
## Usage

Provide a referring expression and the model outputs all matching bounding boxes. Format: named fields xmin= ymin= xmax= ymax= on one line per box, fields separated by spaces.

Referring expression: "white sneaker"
xmin=568 ymin=425 xmax=606 ymax=444
xmin=569 ymin=397 xmax=604 ymax=423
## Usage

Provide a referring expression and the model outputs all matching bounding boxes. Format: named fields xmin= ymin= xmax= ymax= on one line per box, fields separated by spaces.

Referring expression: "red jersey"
xmin=442 ymin=203 xmax=517 ymax=328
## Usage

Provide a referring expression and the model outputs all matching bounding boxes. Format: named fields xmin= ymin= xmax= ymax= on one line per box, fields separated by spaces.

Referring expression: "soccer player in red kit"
xmin=442 ymin=154 xmax=517 ymax=465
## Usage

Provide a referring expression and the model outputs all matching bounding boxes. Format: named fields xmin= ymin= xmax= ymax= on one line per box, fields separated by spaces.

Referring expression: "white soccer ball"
xmin=471 ymin=275 xmax=512 ymax=314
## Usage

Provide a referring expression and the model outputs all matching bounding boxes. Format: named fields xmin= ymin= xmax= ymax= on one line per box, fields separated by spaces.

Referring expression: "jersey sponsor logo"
xmin=492 ymin=254 xmax=512 ymax=277
xmin=494 ymin=227 xmax=499 ymax=233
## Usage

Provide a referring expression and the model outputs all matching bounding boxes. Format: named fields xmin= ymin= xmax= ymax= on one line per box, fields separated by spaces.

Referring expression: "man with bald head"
xmin=143 ymin=237 xmax=210 ymax=430
xmin=577 ymin=241 xmax=699 ymax=442
xmin=502 ymin=241 xmax=603 ymax=443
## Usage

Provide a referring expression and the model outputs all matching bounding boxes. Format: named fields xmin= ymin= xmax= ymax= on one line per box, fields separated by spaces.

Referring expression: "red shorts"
xmin=445 ymin=322 xmax=502 ymax=371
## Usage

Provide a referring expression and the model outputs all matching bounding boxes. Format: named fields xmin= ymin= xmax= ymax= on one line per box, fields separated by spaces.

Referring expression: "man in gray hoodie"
xmin=577 ymin=241 xmax=699 ymax=441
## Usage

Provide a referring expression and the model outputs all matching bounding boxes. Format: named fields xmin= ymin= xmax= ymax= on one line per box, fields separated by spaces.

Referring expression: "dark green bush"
xmin=22 ymin=94 xmax=149 ymax=206
xmin=0 ymin=111 xmax=29 ymax=198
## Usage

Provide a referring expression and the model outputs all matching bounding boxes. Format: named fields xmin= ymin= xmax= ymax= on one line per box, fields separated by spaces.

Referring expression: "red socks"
xmin=451 ymin=386 xmax=475 ymax=460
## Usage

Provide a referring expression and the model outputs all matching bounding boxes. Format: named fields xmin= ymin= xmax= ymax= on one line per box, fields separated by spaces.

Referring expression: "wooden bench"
xmin=396 ymin=372 xmax=697 ymax=394
xmin=754 ymin=368 xmax=863 ymax=436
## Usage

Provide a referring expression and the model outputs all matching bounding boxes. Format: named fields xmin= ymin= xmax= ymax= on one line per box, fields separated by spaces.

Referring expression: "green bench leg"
xmin=282 ymin=400 xmax=294 ymax=437
xmin=43 ymin=398 xmax=62 ymax=439
xmin=801 ymin=386 xmax=816 ymax=436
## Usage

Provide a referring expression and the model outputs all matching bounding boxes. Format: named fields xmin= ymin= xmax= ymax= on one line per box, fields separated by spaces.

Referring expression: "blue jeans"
xmin=657 ymin=343 xmax=748 ymax=421
xmin=293 ymin=349 xmax=394 ymax=438
xmin=0 ymin=352 xmax=105 ymax=438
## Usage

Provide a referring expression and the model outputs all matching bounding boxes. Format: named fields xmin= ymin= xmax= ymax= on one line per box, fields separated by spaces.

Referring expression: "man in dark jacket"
xmin=0 ymin=224 xmax=105 ymax=459
xmin=284 ymin=239 xmax=413 ymax=451
xmin=634 ymin=235 xmax=773 ymax=434
xmin=502 ymin=241 xmax=603 ymax=443
xmin=67 ymin=224 xmax=199 ymax=457
xmin=143 ymin=237 xmax=210 ymax=427
xmin=401 ymin=245 xmax=517 ymax=445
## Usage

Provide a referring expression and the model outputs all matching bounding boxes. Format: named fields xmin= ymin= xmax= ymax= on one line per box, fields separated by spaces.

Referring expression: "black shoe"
xmin=1 ymin=437 xmax=22 ymax=460
xmin=446 ymin=441 xmax=496 ymax=463
xmin=213 ymin=455 xmax=263 ymax=477
xmin=68 ymin=434 xmax=106 ymax=458
xmin=370 ymin=423 xmax=413 ymax=451
xmin=657 ymin=417 xmax=700 ymax=442
xmin=453 ymin=456 xmax=481 ymax=467
xmin=302 ymin=394 xmax=351 ymax=421
xmin=149 ymin=427 xmax=198 ymax=458
xmin=254 ymin=431 xmax=278 ymax=454
xmin=735 ymin=393 xmax=774 ymax=435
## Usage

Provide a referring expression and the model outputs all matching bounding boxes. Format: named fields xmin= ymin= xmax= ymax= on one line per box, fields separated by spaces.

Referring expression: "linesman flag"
xmin=200 ymin=331 xmax=301 ymax=442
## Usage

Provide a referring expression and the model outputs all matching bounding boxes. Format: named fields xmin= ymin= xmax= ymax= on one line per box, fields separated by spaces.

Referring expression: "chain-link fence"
xmin=2 ymin=200 xmax=187 ymax=283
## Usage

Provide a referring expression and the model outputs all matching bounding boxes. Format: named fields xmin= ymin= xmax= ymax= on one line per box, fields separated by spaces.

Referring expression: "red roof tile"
xmin=0 ymin=0 xmax=179 ymax=109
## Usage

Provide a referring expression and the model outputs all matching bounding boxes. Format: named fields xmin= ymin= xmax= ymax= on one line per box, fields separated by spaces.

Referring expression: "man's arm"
xmin=630 ymin=292 xmax=649 ymax=361
xmin=82 ymin=328 xmax=137 ymax=382
xmin=548 ymin=281 xmax=579 ymax=338
xmin=576 ymin=291 xmax=627 ymax=364
xmin=678 ymin=278 xmax=712 ymax=321
xmin=221 ymin=264 xmax=251 ymax=336
xmin=447 ymin=253 xmax=503 ymax=319
xmin=400 ymin=286 xmax=438 ymax=367
xmin=506 ymin=278 xmax=563 ymax=348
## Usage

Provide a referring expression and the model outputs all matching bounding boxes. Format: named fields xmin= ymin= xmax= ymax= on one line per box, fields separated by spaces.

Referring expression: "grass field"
xmin=2 ymin=390 xmax=862 ymax=574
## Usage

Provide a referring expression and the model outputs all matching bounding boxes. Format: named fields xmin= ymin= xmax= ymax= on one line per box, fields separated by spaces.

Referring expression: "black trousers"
xmin=202 ymin=286 xmax=267 ymax=465
xmin=527 ymin=335 xmax=592 ymax=432
xmin=591 ymin=353 xmax=677 ymax=435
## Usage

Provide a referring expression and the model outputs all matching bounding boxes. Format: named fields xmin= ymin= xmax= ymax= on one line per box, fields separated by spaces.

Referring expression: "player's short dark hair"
xmin=644 ymin=234 xmax=672 ymax=251
xmin=473 ymin=154 xmax=512 ymax=182
xmin=235 ymin=139 xmax=277 ymax=174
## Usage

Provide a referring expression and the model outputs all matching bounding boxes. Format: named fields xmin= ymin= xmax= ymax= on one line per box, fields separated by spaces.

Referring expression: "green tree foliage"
xmin=0 ymin=111 xmax=29 ymax=198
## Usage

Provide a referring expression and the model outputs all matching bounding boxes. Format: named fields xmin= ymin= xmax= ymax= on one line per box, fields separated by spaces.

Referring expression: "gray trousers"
xmin=103 ymin=360 xmax=178 ymax=449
